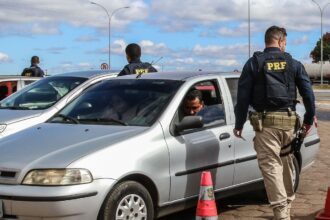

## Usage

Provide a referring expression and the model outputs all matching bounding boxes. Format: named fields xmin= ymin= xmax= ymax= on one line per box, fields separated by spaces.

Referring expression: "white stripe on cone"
xmin=196 ymin=216 xmax=218 ymax=220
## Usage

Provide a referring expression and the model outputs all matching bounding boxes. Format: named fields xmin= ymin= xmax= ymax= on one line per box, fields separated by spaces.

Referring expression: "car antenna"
xmin=136 ymin=56 xmax=163 ymax=79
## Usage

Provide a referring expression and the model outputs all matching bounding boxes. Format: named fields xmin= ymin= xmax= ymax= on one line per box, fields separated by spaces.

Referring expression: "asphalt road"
xmin=314 ymin=90 xmax=330 ymax=102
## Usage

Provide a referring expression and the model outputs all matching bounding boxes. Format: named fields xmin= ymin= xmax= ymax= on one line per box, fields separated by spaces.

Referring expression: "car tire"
xmin=292 ymin=154 xmax=300 ymax=192
xmin=100 ymin=181 xmax=154 ymax=220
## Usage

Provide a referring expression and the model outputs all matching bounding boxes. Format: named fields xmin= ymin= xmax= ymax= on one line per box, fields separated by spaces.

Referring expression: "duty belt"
xmin=261 ymin=111 xmax=297 ymax=130
xmin=249 ymin=111 xmax=299 ymax=131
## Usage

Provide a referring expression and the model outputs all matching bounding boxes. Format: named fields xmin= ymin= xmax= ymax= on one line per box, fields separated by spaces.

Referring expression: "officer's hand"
xmin=314 ymin=116 xmax=318 ymax=128
xmin=301 ymin=124 xmax=312 ymax=137
xmin=233 ymin=129 xmax=243 ymax=138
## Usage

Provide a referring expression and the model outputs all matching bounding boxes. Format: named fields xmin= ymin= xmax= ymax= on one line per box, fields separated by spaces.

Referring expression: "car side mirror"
xmin=175 ymin=116 xmax=203 ymax=133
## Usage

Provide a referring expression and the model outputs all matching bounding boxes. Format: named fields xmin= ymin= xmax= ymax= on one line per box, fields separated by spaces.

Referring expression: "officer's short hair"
xmin=184 ymin=89 xmax=203 ymax=103
xmin=31 ymin=56 xmax=40 ymax=65
xmin=265 ymin=26 xmax=287 ymax=45
xmin=125 ymin=43 xmax=141 ymax=60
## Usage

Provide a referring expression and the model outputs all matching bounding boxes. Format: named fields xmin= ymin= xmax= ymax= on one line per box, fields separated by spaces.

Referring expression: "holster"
xmin=249 ymin=111 xmax=263 ymax=132
xmin=294 ymin=114 xmax=301 ymax=133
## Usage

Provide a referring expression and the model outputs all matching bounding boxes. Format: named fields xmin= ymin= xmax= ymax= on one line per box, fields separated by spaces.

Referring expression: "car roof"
xmin=116 ymin=70 xmax=240 ymax=81
xmin=48 ymin=70 xmax=119 ymax=79
xmin=0 ymin=75 xmax=41 ymax=81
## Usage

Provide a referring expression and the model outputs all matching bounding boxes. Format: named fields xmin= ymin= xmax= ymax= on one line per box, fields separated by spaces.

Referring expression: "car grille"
xmin=0 ymin=171 xmax=16 ymax=178
xmin=0 ymin=169 xmax=19 ymax=184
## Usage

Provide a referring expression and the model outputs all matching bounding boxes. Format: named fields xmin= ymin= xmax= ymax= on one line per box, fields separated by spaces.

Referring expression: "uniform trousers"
xmin=254 ymin=127 xmax=295 ymax=220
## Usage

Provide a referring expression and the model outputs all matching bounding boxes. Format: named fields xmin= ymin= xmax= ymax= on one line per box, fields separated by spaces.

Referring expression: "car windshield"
xmin=50 ymin=79 xmax=183 ymax=126
xmin=0 ymin=76 xmax=87 ymax=110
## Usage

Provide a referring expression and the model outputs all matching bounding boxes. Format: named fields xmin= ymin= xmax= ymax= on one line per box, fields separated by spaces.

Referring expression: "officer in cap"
xmin=233 ymin=26 xmax=315 ymax=220
xmin=118 ymin=43 xmax=157 ymax=76
xmin=21 ymin=56 xmax=45 ymax=77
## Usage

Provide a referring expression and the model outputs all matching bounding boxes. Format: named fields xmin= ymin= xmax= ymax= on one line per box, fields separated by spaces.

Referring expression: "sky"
xmin=0 ymin=0 xmax=329 ymax=75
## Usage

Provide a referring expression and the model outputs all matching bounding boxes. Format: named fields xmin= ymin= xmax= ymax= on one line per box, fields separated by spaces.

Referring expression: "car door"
xmin=164 ymin=78 xmax=235 ymax=201
xmin=225 ymin=77 xmax=262 ymax=185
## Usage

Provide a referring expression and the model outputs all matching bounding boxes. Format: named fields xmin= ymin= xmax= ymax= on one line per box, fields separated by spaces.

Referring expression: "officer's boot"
xmin=287 ymin=202 xmax=292 ymax=218
xmin=273 ymin=206 xmax=290 ymax=220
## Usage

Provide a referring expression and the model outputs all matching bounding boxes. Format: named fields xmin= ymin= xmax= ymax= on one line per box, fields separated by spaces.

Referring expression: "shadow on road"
xmin=159 ymin=190 xmax=269 ymax=220
xmin=292 ymin=211 xmax=319 ymax=220
xmin=159 ymin=188 xmax=317 ymax=220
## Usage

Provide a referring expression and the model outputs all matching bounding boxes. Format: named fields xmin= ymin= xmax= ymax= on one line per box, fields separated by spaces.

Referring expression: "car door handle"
xmin=219 ymin=132 xmax=230 ymax=140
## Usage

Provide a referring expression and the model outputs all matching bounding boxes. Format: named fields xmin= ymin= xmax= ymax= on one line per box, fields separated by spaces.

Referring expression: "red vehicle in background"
xmin=0 ymin=76 xmax=41 ymax=100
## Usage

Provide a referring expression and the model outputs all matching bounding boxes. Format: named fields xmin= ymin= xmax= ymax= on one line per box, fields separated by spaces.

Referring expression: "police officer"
xmin=233 ymin=26 xmax=315 ymax=220
xmin=118 ymin=43 xmax=157 ymax=76
xmin=21 ymin=56 xmax=45 ymax=77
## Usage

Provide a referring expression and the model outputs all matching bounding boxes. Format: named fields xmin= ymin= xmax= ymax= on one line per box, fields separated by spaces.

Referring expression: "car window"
xmin=0 ymin=77 xmax=87 ymax=110
xmin=23 ymin=80 xmax=37 ymax=87
xmin=226 ymin=78 xmax=238 ymax=106
xmin=0 ymin=84 xmax=9 ymax=100
xmin=50 ymin=79 xmax=183 ymax=126
xmin=0 ymin=81 xmax=18 ymax=100
xmin=177 ymin=79 xmax=226 ymax=128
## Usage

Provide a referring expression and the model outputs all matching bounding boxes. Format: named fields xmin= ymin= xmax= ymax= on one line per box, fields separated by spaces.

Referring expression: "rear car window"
xmin=226 ymin=78 xmax=239 ymax=106
xmin=0 ymin=81 xmax=17 ymax=100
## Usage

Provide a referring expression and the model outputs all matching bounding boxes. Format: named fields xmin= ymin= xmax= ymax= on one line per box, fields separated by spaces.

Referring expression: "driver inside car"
xmin=101 ymin=93 xmax=137 ymax=122
xmin=182 ymin=89 xmax=204 ymax=116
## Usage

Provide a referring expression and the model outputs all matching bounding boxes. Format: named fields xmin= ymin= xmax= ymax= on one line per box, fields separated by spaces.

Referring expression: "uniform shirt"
xmin=118 ymin=59 xmax=157 ymax=76
xmin=234 ymin=47 xmax=315 ymax=130
xmin=21 ymin=64 xmax=45 ymax=77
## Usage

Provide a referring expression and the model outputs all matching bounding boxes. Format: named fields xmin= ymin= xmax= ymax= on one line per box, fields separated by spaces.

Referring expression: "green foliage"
xmin=313 ymin=84 xmax=330 ymax=90
xmin=310 ymin=32 xmax=330 ymax=63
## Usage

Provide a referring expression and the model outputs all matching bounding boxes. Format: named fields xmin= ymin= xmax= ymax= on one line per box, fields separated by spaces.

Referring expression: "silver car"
xmin=0 ymin=70 xmax=118 ymax=138
xmin=0 ymin=71 xmax=320 ymax=219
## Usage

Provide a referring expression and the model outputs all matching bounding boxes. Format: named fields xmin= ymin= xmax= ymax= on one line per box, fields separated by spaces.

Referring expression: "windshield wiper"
xmin=79 ymin=118 xmax=127 ymax=126
xmin=0 ymin=106 xmax=31 ymax=110
xmin=54 ymin=114 xmax=80 ymax=124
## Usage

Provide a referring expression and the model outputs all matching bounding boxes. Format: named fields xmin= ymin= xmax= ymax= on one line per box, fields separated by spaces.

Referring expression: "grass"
xmin=313 ymin=84 xmax=330 ymax=90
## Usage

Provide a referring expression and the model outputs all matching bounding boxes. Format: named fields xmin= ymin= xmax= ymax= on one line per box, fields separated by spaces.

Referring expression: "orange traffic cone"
xmin=316 ymin=187 xmax=330 ymax=220
xmin=196 ymin=171 xmax=218 ymax=220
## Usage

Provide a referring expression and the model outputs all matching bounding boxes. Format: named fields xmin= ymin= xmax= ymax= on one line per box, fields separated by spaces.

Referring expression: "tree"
xmin=310 ymin=32 xmax=330 ymax=63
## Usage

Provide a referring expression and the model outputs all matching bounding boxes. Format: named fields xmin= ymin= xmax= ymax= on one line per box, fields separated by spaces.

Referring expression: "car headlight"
xmin=0 ymin=124 xmax=7 ymax=133
xmin=22 ymin=169 xmax=93 ymax=186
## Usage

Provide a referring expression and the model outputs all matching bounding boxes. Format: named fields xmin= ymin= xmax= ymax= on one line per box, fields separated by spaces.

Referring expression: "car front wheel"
xmin=101 ymin=181 xmax=154 ymax=220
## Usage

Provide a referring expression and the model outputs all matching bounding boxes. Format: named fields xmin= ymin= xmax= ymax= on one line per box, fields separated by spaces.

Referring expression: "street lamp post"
xmin=248 ymin=0 xmax=251 ymax=58
xmin=311 ymin=0 xmax=330 ymax=85
xmin=90 ymin=2 xmax=129 ymax=68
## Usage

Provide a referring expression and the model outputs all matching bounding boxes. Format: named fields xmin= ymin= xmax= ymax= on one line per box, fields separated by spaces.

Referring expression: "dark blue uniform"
xmin=118 ymin=59 xmax=157 ymax=76
xmin=21 ymin=64 xmax=45 ymax=77
xmin=234 ymin=47 xmax=315 ymax=130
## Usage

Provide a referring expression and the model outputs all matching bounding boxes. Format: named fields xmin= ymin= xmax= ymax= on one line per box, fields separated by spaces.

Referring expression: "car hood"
xmin=0 ymin=123 xmax=148 ymax=172
xmin=0 ymin=109 xmax=44 ymax=124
